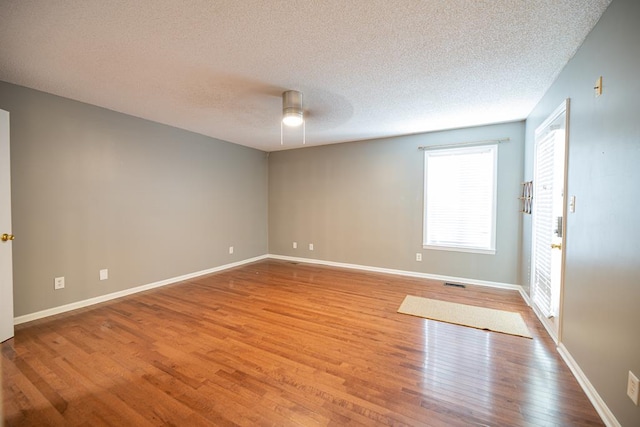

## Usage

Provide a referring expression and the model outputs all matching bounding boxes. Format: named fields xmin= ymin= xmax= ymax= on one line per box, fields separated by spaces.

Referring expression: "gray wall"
xmin=523 ymin=0 xmax=640 ymax=425
xmin=269 ymin=121 xmax=524 ymax=285
xmin=0 ymin=81 xmax=268 ymax=317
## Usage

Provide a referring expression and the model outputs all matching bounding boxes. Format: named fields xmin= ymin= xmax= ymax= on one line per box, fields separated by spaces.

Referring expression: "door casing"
xmin=0 ymin=108 xmax=14 ymax=343
xmin=530 ymin=99 xmax=570 ymax=344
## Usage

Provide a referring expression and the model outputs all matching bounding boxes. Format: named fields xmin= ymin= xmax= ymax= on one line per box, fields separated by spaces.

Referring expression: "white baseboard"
xmin=529 ymin=301 xmax=559 ymax=344
xmin=14 ymin=253 xmax=522 ymax=325
xmin=267 ymin=254 xmax=523 ymax=293
xmin=13 ymin=255 xmax=268 ymax=325
xmin=522 ymin=283 xmax=612 ymax=425
xmin=557 ymin=343 xmax=620 ymax=427
xmin=518 ymin=287 xmax=532 ymax=306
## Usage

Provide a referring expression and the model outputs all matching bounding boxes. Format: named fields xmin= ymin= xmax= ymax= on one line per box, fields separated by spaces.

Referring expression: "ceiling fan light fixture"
xmin=282 ymin=90 xmax=303 ymax=127
xmin=282 ymin=111 xmax=303 ymax=127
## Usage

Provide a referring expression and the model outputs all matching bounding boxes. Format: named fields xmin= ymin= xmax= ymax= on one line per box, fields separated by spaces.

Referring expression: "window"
xmin=423 ymin=144 xmax=497 ymax=254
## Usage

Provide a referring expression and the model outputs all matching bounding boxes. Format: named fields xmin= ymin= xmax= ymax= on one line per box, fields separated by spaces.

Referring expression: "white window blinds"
xmin=423 ymin=144 xmax=497 ymax=254
xmin=532 ymin=132 xmax=554 ymax=316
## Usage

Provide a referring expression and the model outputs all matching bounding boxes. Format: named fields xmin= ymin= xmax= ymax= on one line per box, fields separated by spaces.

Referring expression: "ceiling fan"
xmin=281 ymin=90 xmax=305 ymax=145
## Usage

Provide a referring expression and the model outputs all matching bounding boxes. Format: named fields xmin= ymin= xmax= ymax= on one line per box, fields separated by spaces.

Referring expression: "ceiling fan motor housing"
xmin=282 ymin=90 xmax=303 ymax=126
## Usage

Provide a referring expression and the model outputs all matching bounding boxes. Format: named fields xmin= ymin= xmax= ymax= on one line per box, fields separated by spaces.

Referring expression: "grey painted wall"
xmin=269 ymin=121 xmax=524 ymax=285
xmin=0 ymin=81 xmax=268 ymax=317
xmin=523 ymin=0 xmax=640 ymax=425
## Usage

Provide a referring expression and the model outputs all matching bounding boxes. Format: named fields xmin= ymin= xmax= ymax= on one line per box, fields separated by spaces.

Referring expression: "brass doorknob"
xmin=550 ymin=243 xmax=562 ymax=250
xmin=1 ymin=233 xmax=14 ymax=242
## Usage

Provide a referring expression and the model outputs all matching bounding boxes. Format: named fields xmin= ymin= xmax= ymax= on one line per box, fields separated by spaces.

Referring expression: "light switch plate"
xmin=628 ymin=371 xmax=639 ymax=405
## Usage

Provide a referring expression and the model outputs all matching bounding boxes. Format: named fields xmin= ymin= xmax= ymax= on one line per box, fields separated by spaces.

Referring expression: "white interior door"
xmin=531 ymin=100 xmax=568 ymax=343
xmin=0 ymin=109 xmax=14 ymax=343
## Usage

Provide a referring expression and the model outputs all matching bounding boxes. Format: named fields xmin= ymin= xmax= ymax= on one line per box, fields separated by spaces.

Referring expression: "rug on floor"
xmin=398 ymin=295 xmax=532 ymax=338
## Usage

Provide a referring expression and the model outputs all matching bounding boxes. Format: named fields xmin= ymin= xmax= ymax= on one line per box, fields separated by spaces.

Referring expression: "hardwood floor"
xmin=2 ymin=260 xmax=603 ymax=426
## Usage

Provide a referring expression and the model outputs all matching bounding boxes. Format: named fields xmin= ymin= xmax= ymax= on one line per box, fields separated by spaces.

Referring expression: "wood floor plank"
xmin=3 ymin=260 xmax=604 ymax=426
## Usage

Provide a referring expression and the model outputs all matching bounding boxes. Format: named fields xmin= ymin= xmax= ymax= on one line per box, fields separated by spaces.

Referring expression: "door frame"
xmin=530 ymin=99 xmax=570 ymax=344
xmin=0 ymin=108 xmax=14 ymax=343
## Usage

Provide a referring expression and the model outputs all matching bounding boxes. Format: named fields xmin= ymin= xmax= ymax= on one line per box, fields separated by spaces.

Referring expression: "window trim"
xmin=422 ymin=144 xmax=498 ymax=254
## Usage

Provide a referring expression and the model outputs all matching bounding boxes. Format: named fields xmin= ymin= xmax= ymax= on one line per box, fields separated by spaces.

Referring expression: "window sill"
xmin=422 ymin=244 xmax=495 ymax=255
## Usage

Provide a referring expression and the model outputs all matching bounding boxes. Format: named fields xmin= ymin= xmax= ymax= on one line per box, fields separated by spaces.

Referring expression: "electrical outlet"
xmin=309 ymin=243 xmax=314 ymax=251
xmin=229 ymin=246 xmax=234 ymax=254
xmin=416 ymin=253 xmax=422 ymax=262
xmin=54 ymin=277 xmax=65 ymax=290
xmin=99 ymin=269 xmax=108 ymax=281
xmin=293 ymin=241 xmax=297 ymax=249
xmin=628 ymin=371 xmax=639 ymax=405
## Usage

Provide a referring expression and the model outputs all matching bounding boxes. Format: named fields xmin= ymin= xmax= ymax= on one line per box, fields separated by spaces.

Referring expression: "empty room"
xmin=1 ymin=1 xmax=639 ymax=426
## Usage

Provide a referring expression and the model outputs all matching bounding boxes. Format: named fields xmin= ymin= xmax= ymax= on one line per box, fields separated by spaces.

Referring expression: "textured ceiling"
xmin=0 ymin=1 xmax=611 ymax=151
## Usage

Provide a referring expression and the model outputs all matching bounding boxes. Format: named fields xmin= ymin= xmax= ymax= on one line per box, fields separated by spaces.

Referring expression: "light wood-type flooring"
xmin=2 ymin=260 xmax=604 ymax=426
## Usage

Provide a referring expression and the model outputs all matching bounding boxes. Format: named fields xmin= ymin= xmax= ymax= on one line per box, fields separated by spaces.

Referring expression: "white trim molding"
xmin=13 ymin=255 xmax=268 ymax=325
xmin=15 ymin=253 xmax=522 ymax=326
xmin=14 ymin=253 xmax=529 ymax=327
xmin=268 ymin=254 xmax=523 ymax=292
xmin=557 ymin=343 xmax=620 ymax=427
xmin=529 ymin=300 xmax=559 ymax=344
xmin=518 ymin=286 xmax=533 ymax=307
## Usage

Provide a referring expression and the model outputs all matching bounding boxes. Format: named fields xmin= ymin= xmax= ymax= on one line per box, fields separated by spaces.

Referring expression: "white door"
xmin=531 ymin=100 xmax=568 ymax=343
xmin=0 ymin=109 xmax=14 ymax=343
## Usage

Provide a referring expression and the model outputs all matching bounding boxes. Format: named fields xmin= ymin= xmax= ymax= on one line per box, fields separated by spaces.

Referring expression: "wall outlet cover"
xmin=99 ymin=269 xmax=108 ymax=281
xmin=54 ymin=277 xmax=65 ymax=290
